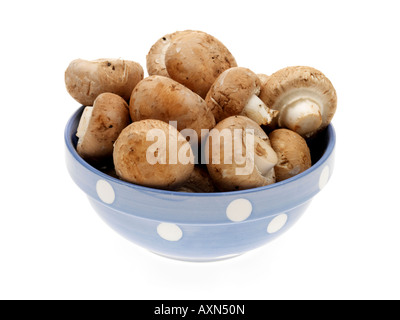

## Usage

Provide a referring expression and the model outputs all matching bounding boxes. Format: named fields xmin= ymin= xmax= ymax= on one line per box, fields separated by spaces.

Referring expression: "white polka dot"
xmin=267 ymin=214 xmax=288 ymax=234
xmin=157 ymin=223 xmax=183 ymax=242
xmin=319 ymin=166 xmax=330 ymax=190
xmin=96 ymin=180 xmax=115 ymax=204
xmin=226 ymin=199 xmax=253 ymax=222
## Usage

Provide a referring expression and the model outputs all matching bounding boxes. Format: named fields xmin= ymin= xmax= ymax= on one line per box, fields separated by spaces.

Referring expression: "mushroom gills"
xmin=280 ymin=98 xmax=322 ymax=136
xmin=76 ymin=106 xmax=93 ymax=139
xmin=253 ymin=135 xmax=278 ymax=176
xmin=241 ymin=95 xmax=279 ymax=126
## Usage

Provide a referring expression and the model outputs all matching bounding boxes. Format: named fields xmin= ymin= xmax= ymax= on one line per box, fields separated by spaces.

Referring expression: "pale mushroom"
xmin=206 ymin=116 xmax=278 ymax=191
xmin=65 ymin=58 xmax=143 ymax=106
xmin=76 ymin=93 xmax=131 ymax=162
xmin=129 ymin=75 xmax=215 ymax=140
xmin=147 ymin=30 xmax=237 ymax=98
xmin=113 ymin=119 xmax=194 ymax=189
xmin=259 ymin=66 xmax=337 ymax=138
xmin=205 ymin=67 xmax=278 ymax=125
xmin=269 ymin=128 xmax=312 ymax=182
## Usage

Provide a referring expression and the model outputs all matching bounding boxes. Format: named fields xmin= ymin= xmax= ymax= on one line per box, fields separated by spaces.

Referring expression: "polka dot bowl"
xmin=65 ymin=107 xmax=336 ymax=262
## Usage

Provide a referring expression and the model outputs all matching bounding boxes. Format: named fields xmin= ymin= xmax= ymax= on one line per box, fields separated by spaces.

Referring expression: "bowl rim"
xmin=65 ymin=106 xmax=336 ymax=197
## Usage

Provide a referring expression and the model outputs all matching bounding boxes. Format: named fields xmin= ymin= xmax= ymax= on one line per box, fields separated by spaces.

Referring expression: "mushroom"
xmin=259 ymin=66 xmax=337 ymax=138
xmin=257 ymin=73 xmax=270 ymax=86
xmin=113 ymin=119 xmax=194 ymax=189
xmin=76 ymin=93 xmax=131 ymax=162
xmin=206 ymin=116 xmax=278 ymax=191
xmin=269 ymin=128 xmax=312 ymax=182
xmin=175 ymin=166 xmax=217 ymax=193
xmin=98 ymin=164 xmax=119 ymax=179
xmin=146 ymin=30 xmax=190 ymax=78
xmin=147 ymin=30 xmax=237 ymax=98
xmin=205 ymin=67 xmax=279 ymax=126
xmin=257 ymin=73 xmax=280 ymax=131
xmin=129 ymin=75 xmax=215 ymax=140
xmin=65 ymin=58 xmax=144 ymax=106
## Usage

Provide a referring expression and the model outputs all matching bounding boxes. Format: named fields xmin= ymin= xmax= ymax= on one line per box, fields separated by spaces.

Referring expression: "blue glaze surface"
xmin=65 ymin=106 xmax=336 ymax=261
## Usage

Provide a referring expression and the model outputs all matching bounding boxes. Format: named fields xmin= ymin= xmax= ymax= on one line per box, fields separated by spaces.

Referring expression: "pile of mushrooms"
xmin=65 ymin=30 xmax=337 ymax=192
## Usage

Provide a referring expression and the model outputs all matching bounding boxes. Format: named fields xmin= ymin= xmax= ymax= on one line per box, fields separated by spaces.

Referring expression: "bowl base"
xmin=150 ymin=251 xmax=243 ymax=263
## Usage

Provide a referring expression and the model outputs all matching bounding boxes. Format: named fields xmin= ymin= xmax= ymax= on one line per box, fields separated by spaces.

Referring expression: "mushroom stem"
xmin=241 ymin=95 xmax=279 ymax=126
xmin=76 ymin=106 xmax=93 ymax=139
xmin=280 ymin=99 xmax=322 ymax=136
xmin=253 ymin=135 xmax=278 ymax=177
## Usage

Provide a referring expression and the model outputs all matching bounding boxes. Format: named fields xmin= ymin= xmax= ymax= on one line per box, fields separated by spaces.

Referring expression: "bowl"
xmin=65 ymin=106 xmax=336 ymax=262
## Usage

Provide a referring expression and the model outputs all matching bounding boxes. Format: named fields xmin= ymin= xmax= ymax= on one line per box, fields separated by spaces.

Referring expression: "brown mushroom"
xmin=206 ymin=116 xmax=278 ymax=191
xmin=257 ymin=73 xmax=270 ymax=86
xmin=65 ymin=58 xmax=144 ymax=106
xmin=175 ymin=166 xmax=217 ymax=193
xmin=98 ymin=164 xmax=119 ymax=179
xmin=113 ymin=119 xmax=194 ymax=189
xmin=269 ymin=128 xmax=312 ymax=182
xmin=205 ymin=67 xmax=279 ymax=125
xmin=147 ymin=30 xmax=237 ymax=98
xmin=76 ymin=93 xmax=131 ymax=162
xmin=257 ymin=73 xmax=280 ymax=131
xmin=259 ymin=66 xmax=337 ymax=138
xmin=146 ymin=30 xmax=194 ymax=78
xmin=129 ymin=75 xmax=215 ymax=140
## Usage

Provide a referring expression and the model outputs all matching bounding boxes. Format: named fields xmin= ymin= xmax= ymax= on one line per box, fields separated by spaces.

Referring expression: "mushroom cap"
xmin=269 ymin=128 xmax=311 ymax=182
xmin=259 ymin=66 xmax=337 ymax=137
xmin=164 ymin=30 xmax=237 ymax=98
xmin=205 ymin=67 xmax=261 ymax=122
xmin=146 ymin=30 xmax=198 ymax=78
xmin=175 ymin=166 xmax=217 ymax=193
xmin=65 ymin=58 xmax=144 ymax=106
xmin=257 ymin=73 xmax=270 ymax=86
xmin=206 ymin=116 xmax=276 ymax=191
xmin=258 ymin=73 xmax=280 ymax=131
xmin=76 ymin=93 xmax=130 ymax=162
xmin=129 ymin=75 xmax=215 ymax=139
xmin=113 ymin=119 xmax=194 ymax=189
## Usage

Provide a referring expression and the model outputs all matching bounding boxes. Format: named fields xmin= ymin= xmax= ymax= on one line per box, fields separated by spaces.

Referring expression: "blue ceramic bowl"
xmin=65 ymin=106 xmax=336 ymax=262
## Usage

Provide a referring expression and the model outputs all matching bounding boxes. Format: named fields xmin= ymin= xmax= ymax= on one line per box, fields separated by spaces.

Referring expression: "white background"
xmin=1 ymin=0 xmax=399 ymax=300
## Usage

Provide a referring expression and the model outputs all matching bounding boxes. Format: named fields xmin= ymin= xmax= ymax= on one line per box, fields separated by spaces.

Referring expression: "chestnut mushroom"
xmin=175 ymin=166 xmax=217 ymax=193
xmin=146 ymin=30 xmax=192 ymax=78
xmin=147 ymin=30 xmax=237 ymax=98
xmin=65 ymin=58 xmax=144 ymax=106
xmin=129 ymin=75 xmax=215 ymax=140
xmin=269 ymin=128 xmax=312 ymax=182
xmin=257 ymin=73 xmax=270 ymax=86
xmin=257 ymin=73 xmax=280 ymax=131
xmin=113 ymin=119 xmax=194 ymax=189
xmin=76 ymin=93 xmax=131 ymax=162
xmin=98 ymin=164 xmax=119 ymax=179
xmin=259 ymin=66 xmax=337 ymax=138
xmin=205 ymin=67 xmax=278 ymax=125
xmin=206 ymin=116 xmax=278 ymax=191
